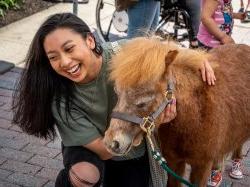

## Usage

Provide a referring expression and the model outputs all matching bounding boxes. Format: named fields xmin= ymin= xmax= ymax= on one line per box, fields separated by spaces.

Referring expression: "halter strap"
xmin=111 ymin=80 xmax=175 ymax=131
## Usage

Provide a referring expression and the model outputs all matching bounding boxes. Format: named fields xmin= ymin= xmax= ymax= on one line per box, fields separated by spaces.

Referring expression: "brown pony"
xmin=104 ymin=37 xmax=250 ymax=186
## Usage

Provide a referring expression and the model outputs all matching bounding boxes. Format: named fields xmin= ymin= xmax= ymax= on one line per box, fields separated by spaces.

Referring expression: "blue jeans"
xmin=127 ymin=0 xmax=160 ymax=38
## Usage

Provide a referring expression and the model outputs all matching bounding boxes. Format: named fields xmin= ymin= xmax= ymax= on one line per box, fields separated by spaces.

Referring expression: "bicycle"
xmin=95 ymin=0 xmax=195 ymax=46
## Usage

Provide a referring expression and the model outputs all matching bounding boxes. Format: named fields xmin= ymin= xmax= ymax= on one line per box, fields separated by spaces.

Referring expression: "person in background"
xmin=126 ymin=0 xmax=161 ymax=38
xmin=12 ymin=12 xmax=216 ymax=187
xmin=183 ymin=0 xmax=201 ymax=48
xmin=126 ymin=0 xmax=201 ymax=48
xmin=197 ymin=0 xmax=246 ymax=50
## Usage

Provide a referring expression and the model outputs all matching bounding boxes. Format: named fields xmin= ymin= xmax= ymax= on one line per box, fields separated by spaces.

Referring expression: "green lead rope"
xmin=151 ymin=150 xmax=197 ymax=187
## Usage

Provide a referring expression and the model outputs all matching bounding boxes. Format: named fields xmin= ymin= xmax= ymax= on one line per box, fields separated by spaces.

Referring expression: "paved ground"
xmin=0 ymin=0 xmax=249 ymax=186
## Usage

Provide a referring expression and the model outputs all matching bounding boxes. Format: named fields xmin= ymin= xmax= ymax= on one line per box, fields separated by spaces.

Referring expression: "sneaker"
xmin=207 ymin=170 xmax=222 ymax=187
xmin=229 ymin=159 xmax=244 ymax=179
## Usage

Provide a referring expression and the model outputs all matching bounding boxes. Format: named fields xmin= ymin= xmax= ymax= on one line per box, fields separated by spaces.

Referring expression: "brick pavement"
xmin=0 ymin=67 xmax=249 ymax=187
xmin=0 ymin=67 xmax=62 ymax=187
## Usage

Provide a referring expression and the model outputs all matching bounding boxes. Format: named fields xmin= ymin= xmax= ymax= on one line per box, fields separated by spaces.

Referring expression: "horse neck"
xmin=167 ymin=62 xmax=206 ymax=107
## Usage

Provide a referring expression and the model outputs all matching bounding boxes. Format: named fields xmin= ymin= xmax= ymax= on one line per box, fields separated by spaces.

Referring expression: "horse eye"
xmin=136 ymin=103 xmax=146 ymax=108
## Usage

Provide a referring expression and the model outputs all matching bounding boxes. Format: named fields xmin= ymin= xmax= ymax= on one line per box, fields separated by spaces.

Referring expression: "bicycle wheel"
xmin=96 ymin=0 xmax=128 ymax=42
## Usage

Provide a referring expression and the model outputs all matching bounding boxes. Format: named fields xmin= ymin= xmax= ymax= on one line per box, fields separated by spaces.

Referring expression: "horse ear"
xmin=165 ymin=50 xmax=178 ymax=65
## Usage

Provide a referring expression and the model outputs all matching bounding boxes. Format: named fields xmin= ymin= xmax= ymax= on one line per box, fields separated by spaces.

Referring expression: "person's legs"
xmin=69 ymin=162 xmax=101 ymax=186
xmin=184 ymin=0 xmax=201 ymax=38
xmin=181 ymin=0 xmax=200 ymax=48
xmin=240 ymin=0 xmax=244 ymax=9
xmin=149 ymin=1 xmax=160 ymax=33
xmin=127 ymin=0 xmax=160 ymax=38
xmin=55 ymin=144 xmax=104 ymax=187
xmin=239 ymin=0 xmax=245 ymax=13
xmin=55 ymin=169 xmax=71 ymax=187
xmin=103 ymin=153 xmax=151 ymax=187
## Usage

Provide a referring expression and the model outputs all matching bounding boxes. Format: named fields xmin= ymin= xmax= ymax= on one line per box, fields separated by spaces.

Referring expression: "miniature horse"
xmin=104 ymin=37 xmax=250 ymax=186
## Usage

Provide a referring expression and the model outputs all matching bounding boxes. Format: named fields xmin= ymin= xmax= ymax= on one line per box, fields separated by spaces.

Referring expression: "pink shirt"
xmin=197 ymin=0 xmax=234 ymax=48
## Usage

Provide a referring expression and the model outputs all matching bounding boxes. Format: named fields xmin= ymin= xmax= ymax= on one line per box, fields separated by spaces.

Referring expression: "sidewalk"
xmin=0 ymin=0 xmax=249 ymax=186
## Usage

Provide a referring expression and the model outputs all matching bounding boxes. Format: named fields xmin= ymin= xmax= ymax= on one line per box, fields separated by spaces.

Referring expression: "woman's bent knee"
xmin=55 ymin=169 xmax=71 ymax=187
xmin=69 ymin=162 xmax=100 ymax=187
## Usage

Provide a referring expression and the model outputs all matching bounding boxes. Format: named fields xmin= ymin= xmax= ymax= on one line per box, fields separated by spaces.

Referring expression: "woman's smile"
xmin=65 ymin=63 xmax=82 ymax=78
xmin=43 ymin=28 xmax=102 ymax=83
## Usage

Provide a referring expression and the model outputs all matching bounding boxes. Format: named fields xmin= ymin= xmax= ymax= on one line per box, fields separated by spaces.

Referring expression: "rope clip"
xmin=140 ymin=116 xmax=155 ymax=135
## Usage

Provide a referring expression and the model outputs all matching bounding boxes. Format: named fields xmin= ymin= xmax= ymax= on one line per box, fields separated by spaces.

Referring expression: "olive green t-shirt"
xmin=52 ymin=41 xmax=145 ymax=160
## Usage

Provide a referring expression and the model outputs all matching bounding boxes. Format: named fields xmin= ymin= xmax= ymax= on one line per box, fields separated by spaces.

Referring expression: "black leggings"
xmin=55 ymin=144 xmax=151 ymax=187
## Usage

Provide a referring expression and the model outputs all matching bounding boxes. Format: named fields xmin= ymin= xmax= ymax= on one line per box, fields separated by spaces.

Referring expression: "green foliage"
xmin=0 ymin=0 xmax=22 ymax=17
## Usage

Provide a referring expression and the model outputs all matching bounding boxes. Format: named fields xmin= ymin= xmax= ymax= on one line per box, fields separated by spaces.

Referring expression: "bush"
xmin=0 ymin=0 xmax=22 ymax=17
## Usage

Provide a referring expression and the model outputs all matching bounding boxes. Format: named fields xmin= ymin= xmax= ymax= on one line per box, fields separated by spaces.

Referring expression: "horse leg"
xmin=190 ymin=160 xmax=213 ymax=187
xmin=166 ymin=160 xmax=186 ymax=187
xmin=212 ymin=156 xmax=224 ymax=171
xmin=232 ymin=144 xmax=243 ymax=160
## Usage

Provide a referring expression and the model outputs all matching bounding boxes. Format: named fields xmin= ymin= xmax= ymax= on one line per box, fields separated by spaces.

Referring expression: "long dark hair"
xmin=12 ymin=13 xmax=98 ymax=139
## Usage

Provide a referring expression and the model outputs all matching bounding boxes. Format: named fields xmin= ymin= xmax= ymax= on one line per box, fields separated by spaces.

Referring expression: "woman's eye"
xmin=65 ymin=46 xmax=74 ymax=52
xmin=48 ymin=56 xmax=57 ymax=61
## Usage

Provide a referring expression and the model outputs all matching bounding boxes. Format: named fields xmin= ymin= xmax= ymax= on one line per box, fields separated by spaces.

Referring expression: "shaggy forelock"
xmin=109 ymin=37 xmax=211 ymax=89
xmin=109 ymin=37 xmax=174 ymax=88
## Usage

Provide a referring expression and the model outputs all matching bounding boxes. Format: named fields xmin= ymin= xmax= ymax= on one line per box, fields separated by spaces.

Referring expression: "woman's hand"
xmin=200 ymin=60 xmax=216 ymax=85
xmin=160 ymin=98 xmax=177 ymax=125
xmin=220 ymin=34 xmax=235 ymax=44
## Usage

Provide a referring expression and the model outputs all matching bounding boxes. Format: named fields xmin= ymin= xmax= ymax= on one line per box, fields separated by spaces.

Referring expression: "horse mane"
xmin=109 ymin=37 xmax=213 ymax=89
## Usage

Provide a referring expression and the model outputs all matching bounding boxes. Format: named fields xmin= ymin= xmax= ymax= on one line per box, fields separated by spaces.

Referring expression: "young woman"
xmin=12 ymin=13 xmax=215 ymax=187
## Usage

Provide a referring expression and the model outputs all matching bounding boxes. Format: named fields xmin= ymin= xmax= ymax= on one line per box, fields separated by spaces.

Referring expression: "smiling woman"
xmin=11 ymin=13 xmax=154 ymax=187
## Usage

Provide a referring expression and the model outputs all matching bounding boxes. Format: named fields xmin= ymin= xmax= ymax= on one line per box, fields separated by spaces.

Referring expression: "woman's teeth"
xmin=67 ymin=64 xmax=80 ymax=74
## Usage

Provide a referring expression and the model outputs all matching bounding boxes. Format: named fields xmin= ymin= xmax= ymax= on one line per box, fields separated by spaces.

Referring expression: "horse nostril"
xmin=111 ymin=140 xmax=120 ymax=150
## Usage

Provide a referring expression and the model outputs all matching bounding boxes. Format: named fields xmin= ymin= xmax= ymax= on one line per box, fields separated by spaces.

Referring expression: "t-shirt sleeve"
xmin=52 ymin=103 xmax=102 ymax=146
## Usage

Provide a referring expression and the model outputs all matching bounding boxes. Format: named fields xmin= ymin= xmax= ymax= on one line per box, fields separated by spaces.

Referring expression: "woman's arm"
xmin=84 ymin=137 xmax=113 ymax=160
xmin=201 ymin=0 xmax=234 ymax=44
